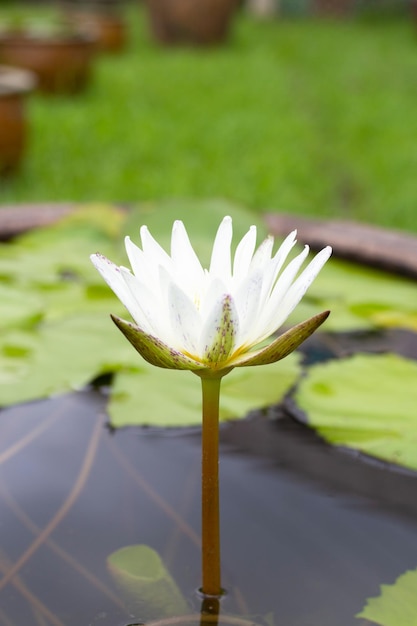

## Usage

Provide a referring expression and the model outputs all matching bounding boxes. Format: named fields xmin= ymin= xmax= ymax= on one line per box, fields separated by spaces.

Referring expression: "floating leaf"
xmin=357 ymin=568 xmax=417 ymax=625
xmin=295 ymin=353 xmax=417 ymax=471
xmin=0 ymin=283 xmax=43 ymax=330
xmin=2 ymin=200 xmax=416 ymax=431
xmin=291 ymin=258 xmax=417 ymax=332
xmin=108 ymin=353 xmax=301 ymax=427
xmin=0 ymin=315 xmax=135 ymax=406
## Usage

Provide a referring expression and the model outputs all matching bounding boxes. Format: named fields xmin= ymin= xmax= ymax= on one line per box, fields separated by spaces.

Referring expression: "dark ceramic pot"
xmin=0 ymin=32 xmax=96 ymax=94
xmin=0 ymin=65 xmax=36 ymax=175
xmin=144 ymin=0 xmax=239 ymax=45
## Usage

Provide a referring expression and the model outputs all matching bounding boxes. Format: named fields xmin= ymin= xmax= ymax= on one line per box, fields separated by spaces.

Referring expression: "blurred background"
xmin=1 ymin=0 xmax=416 ymax=233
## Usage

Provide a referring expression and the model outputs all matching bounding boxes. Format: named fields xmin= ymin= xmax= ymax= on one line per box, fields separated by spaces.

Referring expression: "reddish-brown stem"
xmin=200 ymin=376 xmax=222 ymax=597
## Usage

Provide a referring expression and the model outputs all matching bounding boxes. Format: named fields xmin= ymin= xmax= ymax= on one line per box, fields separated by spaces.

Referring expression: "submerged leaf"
xmin=108 ymin=545 xmax=188 ymax=620
xmin=295 ymin=353 xmax=417 ymax=471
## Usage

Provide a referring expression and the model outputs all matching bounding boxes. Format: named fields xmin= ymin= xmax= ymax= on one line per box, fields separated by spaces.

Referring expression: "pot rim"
xmin=145 ymin=615 xmax=260 ymax=626
xmin=0 ymin=31 xmax=97 ymax=46
xmin=0 ymin=64 xmax=37 ymax=96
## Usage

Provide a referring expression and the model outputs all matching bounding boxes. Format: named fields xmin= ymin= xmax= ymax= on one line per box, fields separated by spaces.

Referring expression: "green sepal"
xmin=233 ymin=310 xmax=330 ymax=368
xmin=111 ymin=314 xmax=206 ymax=371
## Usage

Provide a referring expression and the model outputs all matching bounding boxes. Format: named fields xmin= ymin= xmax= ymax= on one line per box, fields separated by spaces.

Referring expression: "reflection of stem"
xmin=106 ymin=437 xmax=201 ymax=548
xmin=0 ymin=416 xmax=102 ymax=593
xmin=0 ymin=477 xmax=126 ymax=611
xmin=201 ymin=376 xmax=222 ymax=598
xmin=200 ymin=595 xmax=220 ymax=626
xmin=0 ymin=399 xmax=68 ymax=467
xmin=0 ymin=550 xmax=65 ymax=626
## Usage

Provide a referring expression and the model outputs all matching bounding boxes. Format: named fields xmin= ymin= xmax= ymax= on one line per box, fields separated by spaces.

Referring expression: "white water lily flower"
xmin=91 ymin=216 xmax=331 ymax=378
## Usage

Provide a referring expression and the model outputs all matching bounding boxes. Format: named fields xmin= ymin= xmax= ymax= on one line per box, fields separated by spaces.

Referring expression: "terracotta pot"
xmin=312 ymin=0 xmax=355 ymax=16
xmin=63 ymin=10 xmax=127 ymax=52
xmin=0 ymin=65 xmax=36 ymax=175
xmin=0 ymin=33 xmax=96 ymax=94
xmin=144 ymin=0 xmax=239 ymax=45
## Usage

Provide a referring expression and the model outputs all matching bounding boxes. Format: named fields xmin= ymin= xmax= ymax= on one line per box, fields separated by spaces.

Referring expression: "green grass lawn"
xmin=1 ymin=5 xmax=417 ymax=232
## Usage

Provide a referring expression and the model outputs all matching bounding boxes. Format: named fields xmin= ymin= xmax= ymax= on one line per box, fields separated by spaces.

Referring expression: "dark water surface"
xmin=1 ymin=382 xmax=417 ymax=626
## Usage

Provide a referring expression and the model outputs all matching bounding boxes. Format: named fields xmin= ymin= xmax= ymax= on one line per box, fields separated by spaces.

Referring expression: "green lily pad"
xmin=0 ymin=283 xmax=43 ymax=330
xmin=2 ymin=199 xmax=415 ymax=432
xmin=295 ymin=353 xmax=417 ymax=471
xmin=0 ymin=315 xmax=135 ymax=406
xmin=291 ymin=258 xmax=417 ymax=332
xmin=0 ymin=204 xmax=125 ymax=287
xmin=357 ymin=567 xmax=417 ymax=625
xmin=108 ymin=353 xmax=301 ymax=428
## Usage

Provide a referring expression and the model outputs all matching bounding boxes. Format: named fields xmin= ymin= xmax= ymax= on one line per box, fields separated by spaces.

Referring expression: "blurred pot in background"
xmin=144 ymin=0 xmax=239 ymax=45
xmin=0 ymin=65 xmax=36 ymax=175
xmin=61 ymin=0 xmax=127 ymax=53
xmin=0 ymin=14 xmax=97 ymax=94
xmin=311 ymin=0 xmax=355 ymax=16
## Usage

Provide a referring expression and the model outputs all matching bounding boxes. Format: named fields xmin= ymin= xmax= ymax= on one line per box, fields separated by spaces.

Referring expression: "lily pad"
xmin=108 ymin=353 xmax=301 ymax=427
xmin=2 ymin=199 xmax=415 ymax=432
xmin=295 ymin=353 xmax=417 ymax=472
xmin=291 ymin=258 xmax=417 ymax=332
xmin=357 ymin=567 xmax=417 ymax=625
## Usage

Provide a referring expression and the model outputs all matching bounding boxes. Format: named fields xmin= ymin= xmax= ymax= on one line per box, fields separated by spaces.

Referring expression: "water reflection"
xmin=1 ymin=387 xmax=417 ymax=625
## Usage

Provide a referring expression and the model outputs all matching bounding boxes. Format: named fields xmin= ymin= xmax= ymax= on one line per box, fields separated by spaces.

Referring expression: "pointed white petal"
xmin=209 ymin=216 xmax=232 ymax=282
xmin=199 ymin=276 xmax=229 ymax=322
xmin=253 ymin=230 xmax=298 ymax=318
xmin=274 ymin=245 xmax=332 ymax=325
xmin=233 ymin=269 xmax=264 ymax=346
xmin=199 ymin=294 xmax=239 ymax=364
xmin=140 ymin=225 xmax=173 ymax=273
xmin=125 ymin=236 xmax=145 ymax=277
xmin=232 ymin=225 xmax=257 ymax=283
xmin=249 ymin=235 xmax=274 ymax=275
xmin=120 ymin=268 xmax=162 ymax=336
xmin=90 ymin=253 xmax=140 ymax=318
xmin=170 ymin=220 xmax=204 ymax=294
xmin=167 ymin=281 xmax=201 ymax=355
xmin=258 ymin=246 xmax=332 ymax=341
xmin=262 ymin=230 xmax=298 ymax=297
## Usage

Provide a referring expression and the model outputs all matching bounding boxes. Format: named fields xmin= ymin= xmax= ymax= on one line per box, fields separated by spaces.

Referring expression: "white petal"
xmin=170 ymin=220 xmax=204 ymax=295
xmin=209 ymin=216 xmax=232 ymax=282
xmin=232 ymin=225 xmax=257 ymax=283
xmin=276 ymin=246 xmax=332 ymax=323
xmin=255 ymin=230 xmax=298 ymax=314
xmin=199 ymin=275 xmax=229 ymax=322
xmin=120 ymin=268 xmax=162 ymax=336
xmin=140 ymin=225 xmax=173 ymax=273
xmin=249 ymin=235 xmax=274 ymax=274
xmin=90 ymin=253 xmax=140 ymax=319
xmin=125 ymin=236 xmax=145 ymax=276
xmin=233 ymin=269 xmax=264 ymax=347
xmin=199 ymin=294 xmax=239 ymax=364
xmin=167 ymin=281 xmax=202 ymax=355
xmin=259 ymin=246 xmax=332 ymax=341
xmin=252 ymin=245 xmax=310 ymax=341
